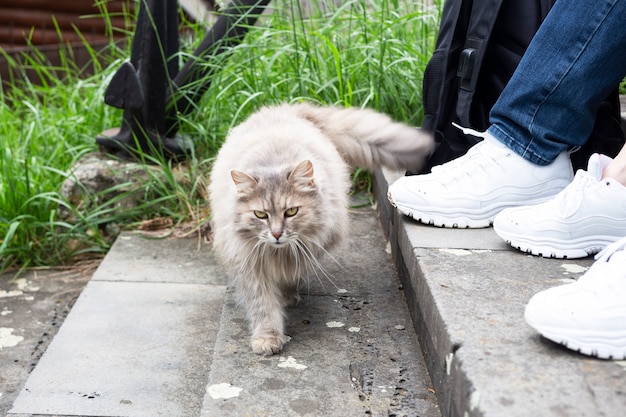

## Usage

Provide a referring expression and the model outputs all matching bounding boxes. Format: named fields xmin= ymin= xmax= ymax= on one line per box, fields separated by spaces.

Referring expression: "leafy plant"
xmin=0 ymin=0 xmax=441 ymax=273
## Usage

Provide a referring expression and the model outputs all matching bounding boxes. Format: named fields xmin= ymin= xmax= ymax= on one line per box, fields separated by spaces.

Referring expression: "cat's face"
xmin=231 ymin=160 xmax=320 ymax=247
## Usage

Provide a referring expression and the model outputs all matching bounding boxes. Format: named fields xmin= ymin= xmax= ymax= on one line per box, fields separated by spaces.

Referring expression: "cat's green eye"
xmin=284 ymin=207 xmax=299 ymax=217
xmin=253 ymin=210 xmax=268 ymax=219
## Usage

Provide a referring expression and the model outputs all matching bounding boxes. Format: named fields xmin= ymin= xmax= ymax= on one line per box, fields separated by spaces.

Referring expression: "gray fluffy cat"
xmin=209 ymin=103 xmax=432 ymax=355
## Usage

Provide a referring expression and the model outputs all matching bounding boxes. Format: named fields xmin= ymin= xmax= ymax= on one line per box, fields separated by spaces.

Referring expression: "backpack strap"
xmin=420 ymin=0 xmax=466 ymax=135
xmin=455 ymin=0 xmax=504 ymax=127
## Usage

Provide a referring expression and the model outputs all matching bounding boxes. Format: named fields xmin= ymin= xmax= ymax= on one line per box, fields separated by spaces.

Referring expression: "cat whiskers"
xmin=231 ymin=234 xmax=341 ymax=296
xmin=291 ymin=237 xmax=341 ymax=291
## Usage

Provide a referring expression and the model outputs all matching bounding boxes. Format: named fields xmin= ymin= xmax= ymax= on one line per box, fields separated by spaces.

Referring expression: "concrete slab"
xmin=91 ymin=234 xmax=227 ymax=285
xmin=200 ymin=207 xmax=441 ymax=417
xmin=201 ymin=291 xmax=440 ymax=417
xmin=402 ymin=219 xmax=507 ymax=251
xmin=374 ymin=168 xmax=626 ymax=417
xmin=0 ymin=268 xmax=91 ymax=417
xmin=304 ymin=206 xmax=414 ymax=296
xmin=8 ymin=234 xmax=227 ymax=417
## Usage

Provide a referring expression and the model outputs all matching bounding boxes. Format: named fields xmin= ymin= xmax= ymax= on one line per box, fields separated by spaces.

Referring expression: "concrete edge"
xmin=373 ymin=168 xmax=474 ymax=417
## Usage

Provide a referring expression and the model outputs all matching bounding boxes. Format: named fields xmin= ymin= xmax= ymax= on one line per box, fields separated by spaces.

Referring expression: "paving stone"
xmin=202 ymin=290 xmax=440 ymax=417
xmin=91 ymin=234 xmax=227 ymax=286
xmin=0 ymin=269 xmax=90 ymax=416
xmin=8 ymin=235 xmax=227 ymax=417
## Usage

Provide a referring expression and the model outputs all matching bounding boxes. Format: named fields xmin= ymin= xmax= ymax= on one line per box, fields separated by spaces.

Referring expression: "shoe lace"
xmin=431 ymin=124 xmax=509 ymax=182
xmin=450 ymin=123 xmax=489 ymax=139
xmin=431 ymin=123 xmax=489 ymax=175
xmin=432 ymin=143 xmax=504 ymax=184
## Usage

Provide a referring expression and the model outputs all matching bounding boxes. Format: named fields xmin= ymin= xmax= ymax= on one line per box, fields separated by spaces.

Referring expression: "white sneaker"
xmin=494 ymin=153 xmax=626 ymax=258
xmin=387 ymin=133 xmax=573 ymax=228
xmin=524 ymin=236 xmax=626 ymax=359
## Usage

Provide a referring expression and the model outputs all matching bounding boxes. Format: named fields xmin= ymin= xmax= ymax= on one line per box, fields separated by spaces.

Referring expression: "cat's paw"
xmin=251 ymin=335 xmax=284 ymax=355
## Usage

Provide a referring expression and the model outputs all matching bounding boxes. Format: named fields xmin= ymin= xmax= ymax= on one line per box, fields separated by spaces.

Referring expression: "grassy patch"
xmin=0 ymin=0 xmax=440 ymax=273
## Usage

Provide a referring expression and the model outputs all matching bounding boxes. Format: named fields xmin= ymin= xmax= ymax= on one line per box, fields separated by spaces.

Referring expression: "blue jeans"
xmin=488 ymin=0 xmax=626 ymax=166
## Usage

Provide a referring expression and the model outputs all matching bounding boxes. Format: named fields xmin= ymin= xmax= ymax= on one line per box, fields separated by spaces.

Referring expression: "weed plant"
xmin=0 ymin=0 xmax=441 ymax=273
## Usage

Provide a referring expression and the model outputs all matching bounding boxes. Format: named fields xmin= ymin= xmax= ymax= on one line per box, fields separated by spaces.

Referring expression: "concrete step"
xmin=374 ymin=168 xmax=626 ymax=417
xmin=8 ymin=235 xmax=228 ymax=417
xmin=200 ymin=207 xmax=440 ymax=417
xmin=8 ymin=206 xmax=441 ymax=417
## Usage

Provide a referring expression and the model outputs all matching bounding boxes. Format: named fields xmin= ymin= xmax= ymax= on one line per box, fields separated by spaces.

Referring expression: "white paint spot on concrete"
xmin=469 ymin=390 xmax=481 ymax=410
xmin=1 ymin=309 xmax=12 ymax=316
xmin=15 ymin=278 xmax=40 ymax=292
xmin=0 ymin=290 xmax=22 ymax=298
xmin=394 ymin=325 xmax=406 ymax=330
xmin=439 ymin=248 xmax=472 ymax=256
xmin=336 ymin=288 xmax=348 ymax=294
xmin=0 ymin=279 xmax=40 ymax=299
xmin=284 ymin=335 xmax=292 ymax=342
xmin=615 ymin=360 xmax=626 ymax=371
xmin=326 ymin=321 xmax=345 ymax=328
xmin=207 ymin=383 xmax=243 ymax=399
xmin=0 ymin=328 xmax=24 ymax=349
xmin=445 ymin=352 xmax=454 ymax=375
xmin=23 ymin=296 xmax=35 ymax=301
xmin=278 ymin=356 xmax=308 ymax=370
xmin=348 ymin=327 xmax=361 ymax=333
xmin=385 ymin=241 xmax=392 ymax=255
xmin=561 ymin=263 xmax=587 ymax=274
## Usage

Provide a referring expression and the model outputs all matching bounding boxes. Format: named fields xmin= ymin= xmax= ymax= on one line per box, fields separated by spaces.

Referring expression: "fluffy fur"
xmin=209 ymin=103 xmax=432 ymax=354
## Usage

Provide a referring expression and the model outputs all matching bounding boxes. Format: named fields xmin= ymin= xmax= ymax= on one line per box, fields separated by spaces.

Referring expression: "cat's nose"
xmin=272 ymin=231 xmax=283 ymax=240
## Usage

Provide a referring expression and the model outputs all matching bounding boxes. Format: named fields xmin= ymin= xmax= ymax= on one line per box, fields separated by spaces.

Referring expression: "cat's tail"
xmin=291 ymin=103 xmax=433 ymax=172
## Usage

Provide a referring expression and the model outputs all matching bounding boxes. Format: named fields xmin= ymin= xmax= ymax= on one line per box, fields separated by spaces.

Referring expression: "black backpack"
xmin=418 ymin=0 xmax=624 ymax=173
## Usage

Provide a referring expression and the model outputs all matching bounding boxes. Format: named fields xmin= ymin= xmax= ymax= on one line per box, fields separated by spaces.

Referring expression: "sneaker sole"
xmin=526 ymin=310 xmax=626 ymax=360
xmin=529 ymin=325 xmax=626 ymax=360
xmin=496 ymin=231 xmax=616 ymax=259
xmin=397 ymin=204 xmax=492 ymax=228
xmin=388 ymin=190 xmax=494 ymax=229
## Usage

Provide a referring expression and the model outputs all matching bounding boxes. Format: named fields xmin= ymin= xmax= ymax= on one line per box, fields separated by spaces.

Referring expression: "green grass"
xmin=0 ymin=0 xmax=441 ymax=273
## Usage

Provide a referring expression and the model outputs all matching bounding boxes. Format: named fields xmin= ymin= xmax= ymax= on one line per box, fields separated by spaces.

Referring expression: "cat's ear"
xmin=231 ymin=170 xmax=258 ymax=193
xmin=288 ymin=160 xmax=315 ymax=188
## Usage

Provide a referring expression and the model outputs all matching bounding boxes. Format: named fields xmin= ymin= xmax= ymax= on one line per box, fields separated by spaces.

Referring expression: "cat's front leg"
xmin=282 ymin=285 xmax=301 ymax=308
xmin=238 ymin=280 xmax=286 ymax=355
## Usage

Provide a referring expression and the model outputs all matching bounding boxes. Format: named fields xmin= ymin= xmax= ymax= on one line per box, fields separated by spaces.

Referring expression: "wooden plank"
xmin=0 ymin=0 xmax=134 ymax=14
xmin=0 ymin=0 xmax=133 ymax=47
xmin=0 ymin=8 xmax=131 ymax=30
